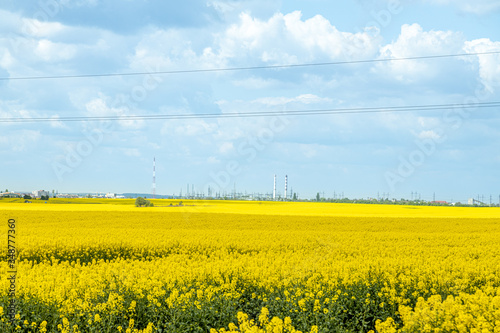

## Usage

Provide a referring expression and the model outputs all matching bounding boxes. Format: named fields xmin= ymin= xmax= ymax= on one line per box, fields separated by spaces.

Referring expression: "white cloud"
xmin=12 ymin=130 xmax=41 ymax=152
xmin=63 ymin=0 xmax=99 ymax=7
xmin=85 ymin=96 xmax=145 ymax=129
xmin=417 ymin=130 xmax=442 ymax=140
xmin=464 ymin=39 xmax=500 ymax=93
xmin=253 ymin=94 xmax=332 ymax=106
xmin=0 ymin=100 xmax=39 ymax=123
xmin=423 ymin=0 xmax=500 ymax=14
xmin=35 ymin=39 xmax=76 ymax=62
xmin=299 ymin=144 xmax=318 ymax=158
xmin=211 ymin=93 xmax=335 ymax=144
xmin=207 ymin=1 xmax=237 ymax=15
xmin=0 ymin=48 xmax=14 ymax=69
xmin=217 ymin=11 xmax=382 ymax=65
xmin=161 ymin=119 xmax=217 ymax=137
xmin=20 ymin=17 xmax=66 ymax=38
xmin=219 ymin=142 xmax=234 ymax=154
xmin=0 ymin=21 xmax=124 ymax=86
xmin=232 ymin=76 xmax=279 ymax=89
xmin=378 ymin=112 xmax=417 ymax=131
xmin=417 ymin=116 xmax=441 ymax=128
xmin=207 ymin=0 xmax=278 ymax=20
xmin=207 ymin=156 xmax=220 ymax=164
xmin=85 ymin=97 xmax=117 ymax=117
xmin=375 ymin=24 xmax=465 ymax=83
xmin=129 ymin=29 xmax=226 ymax=72
xmin=216 ymin=93 xmax=333 ymax=114
xmin=49 ymin=115 xmax=66 ymax=129
xmin=129 ymin=10 xmax=382 ymax=78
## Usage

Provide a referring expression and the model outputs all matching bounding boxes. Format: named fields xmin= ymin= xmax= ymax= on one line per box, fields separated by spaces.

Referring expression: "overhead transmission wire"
xmin=1 ymin=101 xmax=499 ymax=123
xmin=0 ymin=51 xmax=499 ymax=81
xmin=1 ymin=50 xmax=499 ymax=123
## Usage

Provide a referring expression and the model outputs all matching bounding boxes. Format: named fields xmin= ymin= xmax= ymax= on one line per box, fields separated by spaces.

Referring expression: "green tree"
xmin=293 ymin=193 xmax=297 ymax=201
xmin=135 ymin=197 xmax=154 ymax=207
xmin=316 ymin=192 xmax=320 ymax=201
xmin=135 ymin=197 xmax=147 ymax=207
xmin=23 ymin=195 xmax=32 ymax=200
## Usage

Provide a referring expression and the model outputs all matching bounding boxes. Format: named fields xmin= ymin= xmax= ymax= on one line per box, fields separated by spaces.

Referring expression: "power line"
xmin=1 ymin=101 xmax=498 ymax=123
xmin=1 ymin=51 xmax=499 ymax=82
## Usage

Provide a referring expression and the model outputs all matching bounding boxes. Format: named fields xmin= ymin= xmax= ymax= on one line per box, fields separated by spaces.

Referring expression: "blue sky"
xmin=1 ymin=0 xmax=499 ymax=202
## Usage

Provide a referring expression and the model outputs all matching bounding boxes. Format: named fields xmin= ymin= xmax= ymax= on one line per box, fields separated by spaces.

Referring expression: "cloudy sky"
xmin=1 ymin=0 xmax=499 ymax=202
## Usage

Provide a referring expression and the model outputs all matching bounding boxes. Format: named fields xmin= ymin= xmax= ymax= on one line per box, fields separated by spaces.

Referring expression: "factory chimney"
xmin=273 ymin=174 xmax=276 ymax=200
xmin=284 ymin=175 xmax=288 ymax=201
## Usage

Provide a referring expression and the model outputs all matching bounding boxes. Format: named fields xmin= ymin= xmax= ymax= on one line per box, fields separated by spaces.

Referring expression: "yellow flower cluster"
xmin=210 ymin=307 xmax=314 ymax=333
xmin=0 ymin=200 xmax=499 ymax=332
xmin=376 ymin=289 xmax=500 ymax=332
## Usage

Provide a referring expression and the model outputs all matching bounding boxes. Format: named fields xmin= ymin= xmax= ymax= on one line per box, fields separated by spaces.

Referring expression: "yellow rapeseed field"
xmin=1 ymin=200 xmax=499 ymax=332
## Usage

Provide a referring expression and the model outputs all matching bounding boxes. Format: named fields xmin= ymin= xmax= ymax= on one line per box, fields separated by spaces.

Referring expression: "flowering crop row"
xmin=1 ymin=201 xmax=499 ymax=332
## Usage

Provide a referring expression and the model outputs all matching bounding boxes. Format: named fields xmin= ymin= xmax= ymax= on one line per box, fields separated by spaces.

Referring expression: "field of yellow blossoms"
xmin=1 ymin=199 xmax=500 ymax=332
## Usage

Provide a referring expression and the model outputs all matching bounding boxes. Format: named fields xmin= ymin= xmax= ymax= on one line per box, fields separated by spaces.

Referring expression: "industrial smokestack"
xmin=284 ymin=175 xmax=288 ymax=200
xmin=152 ymin=157 xmax=156 ymax=199
xmin=273 ymin=174 xmax=276 ymax=200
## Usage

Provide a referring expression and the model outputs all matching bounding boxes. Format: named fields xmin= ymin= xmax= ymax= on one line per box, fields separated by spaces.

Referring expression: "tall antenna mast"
xmin=273 ymin=174 xmax=276 ymax=201
xmin=152 ymin=157 xmax=156 ymax=199
xmin=284 ymin=175 xmax=288 ymax=201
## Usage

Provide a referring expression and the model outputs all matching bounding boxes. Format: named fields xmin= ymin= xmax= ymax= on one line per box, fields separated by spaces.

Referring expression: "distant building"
xmin=0 ymin=192 xmax=22 ymax=198
xmin=32 ymin=190 xmax=50 ymax=198
xmin=56 ymin=193 xmax=79 ymax=198
xmin=105 ymin=193 xmax=116 ymax=198
xmin=467 ymin=198 xmax=484 ymax=205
